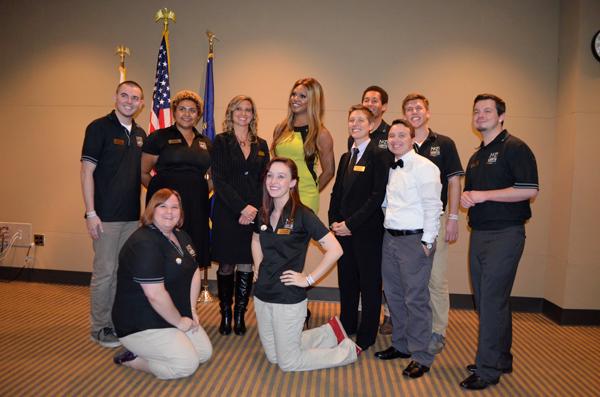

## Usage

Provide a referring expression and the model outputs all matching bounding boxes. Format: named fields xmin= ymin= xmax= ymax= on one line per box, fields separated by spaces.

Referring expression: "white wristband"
xmin=86 ymin=211 xmax=97 ymax=219
xmin=306 ymin=274 xmax=315 ymax=287
xmin=448 ymin=214 xmax=459 ymax=221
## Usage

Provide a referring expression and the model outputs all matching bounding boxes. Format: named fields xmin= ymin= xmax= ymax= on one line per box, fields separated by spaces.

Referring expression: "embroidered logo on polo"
xmin=136 ymin=136 xmax=143 ymax=147
xmin=186 ymin=244 xmax=196 ymax=257
xmin=199 ymin=142 xmax=207 ymax=150
xmin=378 ymin=140 xmax=388 ymax=149
xmin=429 ymin=146 xmax=441 ymax=157
xmin=487 ymin=152 xmax=499 ymax=164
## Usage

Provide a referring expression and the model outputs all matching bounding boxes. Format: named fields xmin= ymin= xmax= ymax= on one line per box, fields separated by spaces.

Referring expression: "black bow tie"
xmin=391 ymin=159 xmax=404 ymax=169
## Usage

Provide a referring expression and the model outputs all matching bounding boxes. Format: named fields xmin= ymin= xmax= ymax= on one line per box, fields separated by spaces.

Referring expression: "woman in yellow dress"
xmin=272 ymin=78 xmax=335 ymax=213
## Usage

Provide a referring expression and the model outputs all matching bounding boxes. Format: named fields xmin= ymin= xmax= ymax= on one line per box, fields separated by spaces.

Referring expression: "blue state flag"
xmin=203 ymin=54 xmax=215 ymax=141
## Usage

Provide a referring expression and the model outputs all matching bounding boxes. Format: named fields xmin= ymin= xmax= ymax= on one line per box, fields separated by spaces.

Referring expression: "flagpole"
xmin=115 ymin=45 xmax=130 ymax=83
xmin=197 ymin=30 xmax=218 ymax=304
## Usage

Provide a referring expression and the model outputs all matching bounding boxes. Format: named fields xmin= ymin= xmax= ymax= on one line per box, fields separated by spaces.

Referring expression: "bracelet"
xmin=85 ymin=211 xmax=97 ymax=219
xmin=306 ymin=274 xmax=315 ymax=287
xmin=448 ymin=214 xmax=459 ymax=221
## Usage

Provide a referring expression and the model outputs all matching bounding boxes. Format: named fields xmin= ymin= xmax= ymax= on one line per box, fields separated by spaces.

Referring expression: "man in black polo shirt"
xmin=459 ymin=94 xmax=539 ymax=390
xmin=80 ymin=81 xmax=146 ymax=348
xmin=402 ymin=93 xmax=464 ymax=354
xmin=347 ymin=85 xmax=390 ymax=150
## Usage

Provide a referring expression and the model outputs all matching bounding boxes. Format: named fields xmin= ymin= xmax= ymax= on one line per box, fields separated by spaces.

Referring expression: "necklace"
xmin=153 ymin=224 xmax=184 ymax=258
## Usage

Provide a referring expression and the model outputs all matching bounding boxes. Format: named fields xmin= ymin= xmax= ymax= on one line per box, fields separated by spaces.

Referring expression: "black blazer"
xmin=328 ymin=139 xmax=391 ymax=236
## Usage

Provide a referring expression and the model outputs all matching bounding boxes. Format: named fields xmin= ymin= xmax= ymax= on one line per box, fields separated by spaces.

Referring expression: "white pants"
xmin=120 ymin=326 xmax=212 ymax=380
xmin=254 ymin=297 xmax=358 ymax=372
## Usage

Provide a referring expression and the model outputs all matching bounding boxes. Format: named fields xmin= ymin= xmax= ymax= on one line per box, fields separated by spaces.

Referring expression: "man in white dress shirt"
xmin=374 ymin=119 xmax=442 ymax=379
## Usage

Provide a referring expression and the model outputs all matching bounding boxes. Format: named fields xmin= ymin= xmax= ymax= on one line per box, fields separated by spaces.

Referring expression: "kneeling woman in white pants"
xmin=251 ymin=157 xmax=360 ymax=372
xmin=112 ymin=188 xmax=212 ymax=379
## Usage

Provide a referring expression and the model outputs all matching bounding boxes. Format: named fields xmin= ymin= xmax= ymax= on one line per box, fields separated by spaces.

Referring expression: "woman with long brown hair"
xmin=251 ymin=157 xmax=359 ymax=372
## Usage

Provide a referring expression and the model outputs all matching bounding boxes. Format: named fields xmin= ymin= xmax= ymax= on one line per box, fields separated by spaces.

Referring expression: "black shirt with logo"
xmin=254 ymin=205 xmax=329 ymax=304
xmin=464 ymin=130 xmax=539 ymax=230
xmin=416 ymin=129 xmax=464 ymax=210
xmin=81 ymin=110 xmax=145 ymax=221
xmin=112 ymin=225 xmax=198 ymax=337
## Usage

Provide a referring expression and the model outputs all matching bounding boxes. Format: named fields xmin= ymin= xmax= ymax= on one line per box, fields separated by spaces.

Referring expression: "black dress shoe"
xmin=460 ymin=373 xmax=499 ymax=390
xmin=466 ymin=364 xmax=513 ymax=374
xmin=402 ymin=361 xmax=430 ymax=378
xmin=113 ymin=349 xmax=137 ymax=365
xmin=374 ymin=346 xmax=411 ymax=360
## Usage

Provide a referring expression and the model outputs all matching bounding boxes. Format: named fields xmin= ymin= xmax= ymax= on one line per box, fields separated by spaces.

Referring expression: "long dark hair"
xmin=260 ymin=157 xmax=305 ymax=226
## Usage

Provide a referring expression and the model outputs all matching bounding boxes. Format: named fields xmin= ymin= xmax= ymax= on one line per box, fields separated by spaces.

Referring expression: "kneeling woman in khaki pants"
xmin=251 ymin=157 xmax=360 ymax=372
xmin=112 ymin=188 xmax=212 ymax=379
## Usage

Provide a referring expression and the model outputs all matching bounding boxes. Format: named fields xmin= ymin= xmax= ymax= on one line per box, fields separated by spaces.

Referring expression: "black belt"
xmin=386 ymin=228 xmax=423 ymax=236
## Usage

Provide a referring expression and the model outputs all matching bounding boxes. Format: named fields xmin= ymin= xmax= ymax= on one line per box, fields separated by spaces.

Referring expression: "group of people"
xmin=80 ymin=78 xmax=538 ymax=390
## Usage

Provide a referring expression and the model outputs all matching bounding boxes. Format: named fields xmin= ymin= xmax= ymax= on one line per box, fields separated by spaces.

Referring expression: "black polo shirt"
xmin=464 ymin=130 xmax=539 ymax=230
xmin=142 ymin=124 xmax=212 ymax=173
xmin=112 ymin=225 xmax=198 ymax=337
xmin=81 ymin=110 xmax=145 ymax=222
xmin=254 ymin=205 xmax=329 ymax=304
xmin=347 ymin=120 xmax=390 ymax=150
xmin=415 ymin=129 xmax=464 ymax=210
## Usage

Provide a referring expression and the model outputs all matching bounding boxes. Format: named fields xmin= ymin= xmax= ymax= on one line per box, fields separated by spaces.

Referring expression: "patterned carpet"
xmin=0 ymin=281 xmax=598 ymax=397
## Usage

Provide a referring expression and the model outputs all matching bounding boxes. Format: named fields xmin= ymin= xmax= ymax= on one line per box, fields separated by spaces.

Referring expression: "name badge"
xmin=276 ymin=228 xmax=291 ymax=235
xmin=353 ymin=165 xmax=366 ymax=172
xmin=258 ymin=150 xmax=266 ymax=157
xmin=199 ymin=142 xmax=207 ymax=150
xmin=113 ymin=138 xmax=125 ymax=145
xmin=168 ymin=139 xmax=182 ymax=144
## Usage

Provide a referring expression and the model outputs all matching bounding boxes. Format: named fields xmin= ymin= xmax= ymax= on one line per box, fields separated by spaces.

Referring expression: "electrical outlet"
xmin=34 ymin=234 xmax=45 ymax=246
xmin=0 ymin=222 xmax=33 ymax=248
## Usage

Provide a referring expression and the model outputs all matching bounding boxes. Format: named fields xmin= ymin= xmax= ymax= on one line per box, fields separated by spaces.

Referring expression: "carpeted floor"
xmin=0 ymin=281 xmax=598 ymax=396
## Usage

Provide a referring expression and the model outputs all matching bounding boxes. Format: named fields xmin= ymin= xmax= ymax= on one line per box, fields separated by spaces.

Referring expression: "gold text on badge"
xmin=353 ymin=165 xmax=366 ymax=172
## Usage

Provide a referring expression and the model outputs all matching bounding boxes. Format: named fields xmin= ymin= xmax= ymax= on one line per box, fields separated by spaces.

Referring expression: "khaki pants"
xmin=90 ymin=221 xmax=138 ymax=333
xmin=120 ymin=326 xmax=212 ymax=380
xmin=429 ymin=213 xmax=449 ymax=336
xmin=254 ymin=297 xmax=357 ymax=372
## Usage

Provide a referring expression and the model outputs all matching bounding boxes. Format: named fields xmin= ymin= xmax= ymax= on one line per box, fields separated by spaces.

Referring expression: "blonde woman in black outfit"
xmin=211 ymin=95 xmax=270 ymax=335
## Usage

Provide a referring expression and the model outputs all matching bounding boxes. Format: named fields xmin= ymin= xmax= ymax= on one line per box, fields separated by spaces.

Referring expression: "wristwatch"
xmin=421 ymin=241 xmax=433 ymax=250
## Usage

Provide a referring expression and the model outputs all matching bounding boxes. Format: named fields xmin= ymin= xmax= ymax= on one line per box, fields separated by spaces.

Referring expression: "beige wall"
xmin=0 ymin=0 xmax=597 ymax=308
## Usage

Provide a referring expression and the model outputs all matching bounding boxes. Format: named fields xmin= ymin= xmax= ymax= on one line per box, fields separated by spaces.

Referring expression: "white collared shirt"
xmin=382 ymin=150 xmax=442 ymax=243
xmin=350 ymin=138 xmax=371 ymax=164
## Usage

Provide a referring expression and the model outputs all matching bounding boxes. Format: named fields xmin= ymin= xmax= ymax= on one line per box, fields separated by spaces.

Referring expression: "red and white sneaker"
xmin=327 ymin=316 xmax=348 ymax=344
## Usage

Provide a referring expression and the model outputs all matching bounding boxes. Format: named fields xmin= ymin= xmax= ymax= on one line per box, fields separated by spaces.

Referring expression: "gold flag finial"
xmin=206 ymin=30 xmax=218 ymax=55
xmin=115 ymin=45 xmax=130 ymax=66
xmin=155 ymin=8 xmax=176 ymax=32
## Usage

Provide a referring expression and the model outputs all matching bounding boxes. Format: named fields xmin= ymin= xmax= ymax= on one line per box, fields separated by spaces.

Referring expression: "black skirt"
xmin=211 ymin=197 xmax=254 ymax=264
xmin=147 ymin=169 xmax=210 ymax=268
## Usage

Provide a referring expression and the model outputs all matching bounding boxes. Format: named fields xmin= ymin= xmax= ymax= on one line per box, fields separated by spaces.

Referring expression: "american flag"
xmin=148 ymin=32 xmax=172 ymax=133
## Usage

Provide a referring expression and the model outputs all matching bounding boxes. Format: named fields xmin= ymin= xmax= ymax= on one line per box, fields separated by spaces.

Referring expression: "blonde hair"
xmin=222 ymin=95 xmax=259 ymax=143
xmin=272 ymin=77 xmax=325 ymax=161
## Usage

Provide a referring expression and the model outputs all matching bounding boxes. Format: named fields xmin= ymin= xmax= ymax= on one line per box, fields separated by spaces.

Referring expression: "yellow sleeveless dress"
xmin=274 ymin=130 xmax=320 ymax=213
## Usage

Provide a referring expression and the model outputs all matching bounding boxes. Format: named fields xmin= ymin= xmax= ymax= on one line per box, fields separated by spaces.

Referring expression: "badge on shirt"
xmin=429 ymin=146 xmax=440 ymax=157
xmin=353 ymin=165 xmax=366 ymax=172
xmin=487 ymin=152 xmax=498 ymax=164
xmin=199 ymin=141 xmax=207 ymax=150
xmin=276 ymin=218 xmax=294 ymax=234
xmin=258 ymin=150 xmax=266 ymax=157
xmin=186 ymin=244 xmax=196 ymax=257
xmin=168 ymin=139 xmax=182 ymax=144
xmin=175 ymin=258 xmax=182 ymax=265
xmin=113 ymin=138 xmax=125 ymax=145
xmin=378 ymin=140 xmax=388 ymax=150
xmin=136 ymin=136 xmax=143 ymax=147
